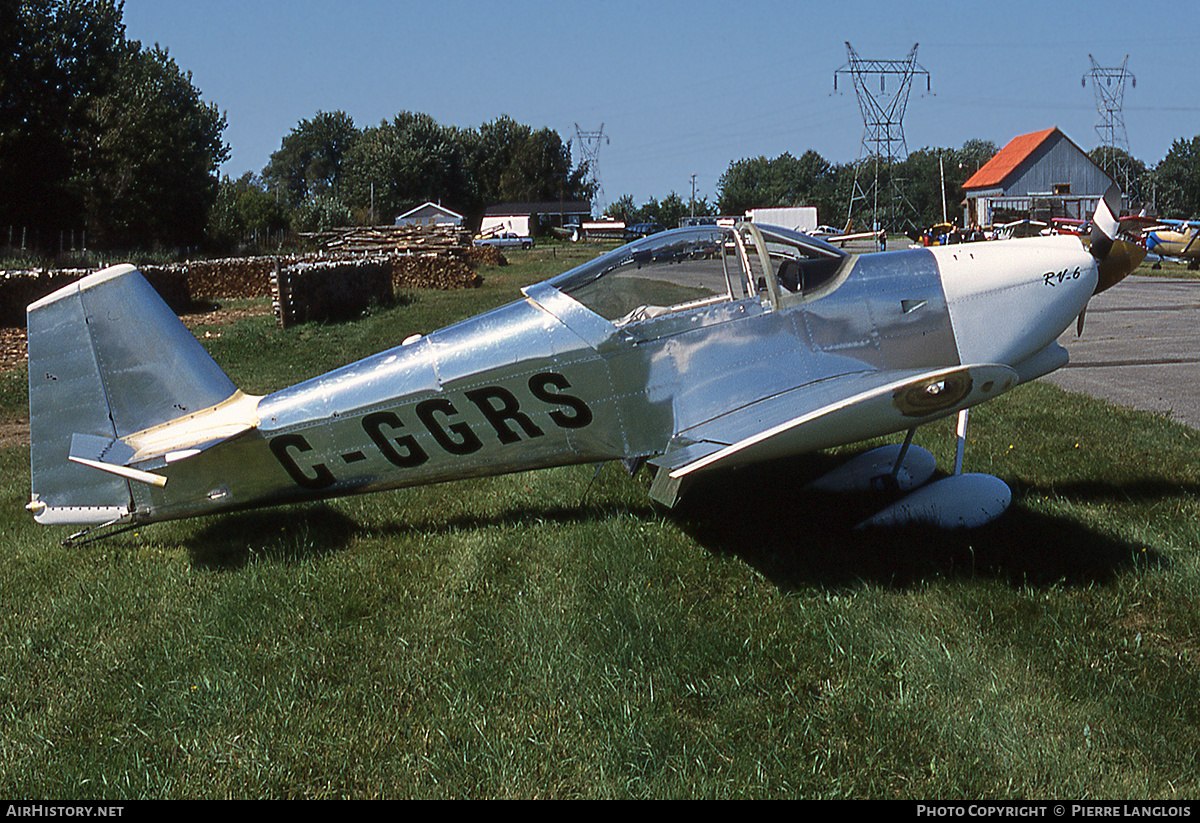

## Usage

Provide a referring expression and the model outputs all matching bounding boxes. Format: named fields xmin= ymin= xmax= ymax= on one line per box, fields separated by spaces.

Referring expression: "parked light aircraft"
xmin=1143 ymin=220 xmax=1200 ymax=269
xmin=26 ymin=187 xmax=1143 ymax=542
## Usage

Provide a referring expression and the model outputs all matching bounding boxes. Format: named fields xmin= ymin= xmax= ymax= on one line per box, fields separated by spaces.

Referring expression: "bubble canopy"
xmin=545 ymin=224 xmax=849 ymax=324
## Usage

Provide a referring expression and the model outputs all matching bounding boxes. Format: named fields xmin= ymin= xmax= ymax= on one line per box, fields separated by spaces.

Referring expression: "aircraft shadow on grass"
xmin=184 ymin=505 xmax=362 ymax=569
xmin=673 ymin=452 xmax=1177 ymax=590
xmin=181 ymin=450 xmax=1181 ymax=590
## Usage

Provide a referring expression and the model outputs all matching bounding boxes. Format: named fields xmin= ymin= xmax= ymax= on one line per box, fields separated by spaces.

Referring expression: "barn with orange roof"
xmin=962 ymin=127 xmax=1114 ymax=229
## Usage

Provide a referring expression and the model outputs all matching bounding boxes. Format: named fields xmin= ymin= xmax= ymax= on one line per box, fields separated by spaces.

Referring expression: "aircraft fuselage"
xmin=26 ymin=223 xmax=1106 ymax=529
xmin=127 ymin=233 xmax=1097 ymax=524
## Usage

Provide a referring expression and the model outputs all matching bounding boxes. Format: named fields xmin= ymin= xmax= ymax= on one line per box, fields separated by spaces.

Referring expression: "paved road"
xmin=1046 ymin=274 xmax=1200 ymax=428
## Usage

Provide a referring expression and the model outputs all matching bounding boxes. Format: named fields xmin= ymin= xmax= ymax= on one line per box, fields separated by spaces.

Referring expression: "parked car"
xmin=623 ymin=222 xmax=665 ymax=241
xmin=474 ymin=232 xmax=532 ymax=249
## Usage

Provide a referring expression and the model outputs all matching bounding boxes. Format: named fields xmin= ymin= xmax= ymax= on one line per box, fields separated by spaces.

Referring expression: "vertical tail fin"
xmin=27 ymin=264 xmax=239 ymax=525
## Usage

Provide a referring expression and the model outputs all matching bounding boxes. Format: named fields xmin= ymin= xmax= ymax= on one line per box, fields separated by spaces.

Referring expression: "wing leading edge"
xmin=647 ymin=363 xmax=1018 ymax=506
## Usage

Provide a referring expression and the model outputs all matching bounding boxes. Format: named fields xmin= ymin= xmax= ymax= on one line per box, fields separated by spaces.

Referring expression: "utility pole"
xmin=575 ymin=123 xmax=609 ymax=217
xmin=1083 ymin=55 xmax=1136 ymax=197
xmin=690 ymin=174 xmax=697 ymax=218
xmin=834 ymin=42 xmax=930 ymax=244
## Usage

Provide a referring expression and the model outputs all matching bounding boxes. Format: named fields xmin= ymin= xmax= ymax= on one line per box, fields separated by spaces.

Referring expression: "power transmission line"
xmin=1083 ymin=55 xmax=1136 ymax=196
xmin=575 ymin=123 xmax=609 ymax=216
xmin=834 ymin=42 xmax=930 ymax=242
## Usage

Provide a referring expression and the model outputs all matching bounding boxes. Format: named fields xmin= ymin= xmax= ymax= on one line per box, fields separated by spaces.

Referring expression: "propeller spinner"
xmin=1090 ymin=183 xmax=1147 ymax=295
xmin=1078 ymin=184 xmax=1146 ymax=335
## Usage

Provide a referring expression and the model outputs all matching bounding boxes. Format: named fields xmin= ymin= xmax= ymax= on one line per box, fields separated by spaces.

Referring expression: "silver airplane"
xmin=26 ymin=187 xmax=1144 ymax=541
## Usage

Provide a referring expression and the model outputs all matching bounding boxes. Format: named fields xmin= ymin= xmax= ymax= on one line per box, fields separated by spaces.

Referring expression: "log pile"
xmin=0 ymin=227 xmax=498 ymax=328
xmin=272 ymin=258 xmax=393 ymax=329
xmin=302 ymin=224 xmax=472 ymax=255
xmin=145 ymin=257 xmax=278 ymax=301
xmin=270 ymin=253 xmax=483 ymax=327
xmin=0 ymin=269 xmax=90 ymax=326
xmin=391 ymin=255 xmax=482 ymax=290
xmin=461 ymin=244 xmax=506 ymax=267
xmin=0 ymin=266 xmax=192 ymax=326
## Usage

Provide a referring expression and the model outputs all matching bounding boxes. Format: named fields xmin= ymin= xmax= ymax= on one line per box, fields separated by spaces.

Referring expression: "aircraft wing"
xmin=647 ymin=363 xmax=1017 ymax=506
xmin=1118 ymin=215 xmax=1161 ymax=235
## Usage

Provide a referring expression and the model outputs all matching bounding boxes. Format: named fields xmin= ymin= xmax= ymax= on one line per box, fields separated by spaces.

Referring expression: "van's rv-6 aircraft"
xmin=26 ymin=187 xmax=1144 ymax=542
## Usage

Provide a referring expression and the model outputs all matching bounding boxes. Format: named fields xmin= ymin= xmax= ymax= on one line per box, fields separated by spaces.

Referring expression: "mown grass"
xmin=2 ymin=246 xmax=1200 ymax=798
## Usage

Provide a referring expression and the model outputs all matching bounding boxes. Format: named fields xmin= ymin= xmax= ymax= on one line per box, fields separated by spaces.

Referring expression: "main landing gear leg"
xmin=858 ymin=407 xmax=1011 ymax=529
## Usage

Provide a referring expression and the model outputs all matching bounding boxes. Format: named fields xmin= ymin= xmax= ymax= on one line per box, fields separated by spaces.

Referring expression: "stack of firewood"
xmin=0 ymin=223 xmax=499 ymax=327
xmin=303 ymin=224 xmax=471 ymax=255
xmin=271 ymin=258 xmax=393 ymax=329
xmin=391 ymin=255 xmax=483 ymax=290
xmin=141 ymin=258 xmax=277 ymax=301
xmin=0 ymin=266 xmax=192 ymax=325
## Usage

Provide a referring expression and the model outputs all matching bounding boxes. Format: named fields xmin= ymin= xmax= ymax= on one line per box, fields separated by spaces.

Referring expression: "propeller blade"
xmin=1089 ymin=184 xmax=1146 ymax=294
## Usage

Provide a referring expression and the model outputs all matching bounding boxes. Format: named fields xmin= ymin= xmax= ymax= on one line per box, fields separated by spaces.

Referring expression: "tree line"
xmin=208 ymin=110 xmax=594 ymax=252
xmin=606 ymin=143 xmax=998 ymax=235
xmin=2 ymin=0 xmax=227 ymax=251
xmin=1 ymin=2 xmax=594 ymax=256
xmin=610 ymin=138 xmax=1200 ymax=235
xmin=8 ymin=2 xmax=1200 ymax=256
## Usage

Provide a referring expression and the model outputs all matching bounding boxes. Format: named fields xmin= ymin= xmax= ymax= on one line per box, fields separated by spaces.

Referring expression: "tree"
xmin=1 ymin=1 xmax=229 ymax=250
xmin=293 ymin=193 xmax=353 ymax=234
xmin=496 ymin=128 xmax=591 ymax=204
xmin=958 ymin=139 xmax=997 ymax=177
xmin=687 ymin=194 xmax=716 ymax=220
xmin=341 ymin=111 xmax=472 ymax=224
xmin=207 ymin=173 xmax=288 ymax=252
xmin=332 ymin=113 xmax=591 ymax=226
xmin=1155 ymin=136 xmax=1200 ymax=218
xmin=893 ymin=140 xmax=999 ymax=229
xmin=0 ymin=0 xmax=126 ymax=241
xmin=717 ymin=151 xmax=837 ymax=220
xmin=262 ymin=110 xmax=359 ymax=207
xmin=469 ymin=115 xmax=531 ymax=207
xmin=638 ymin=192 xmax=688 ymax=228
xmin=604 ymin=194 xmax=637 ymax=223
xmin=896 ymin=148 xmax=955 ymax=228
xmin=83 ymin=41 xmax=228 ymax=248
xmin=1088 ymin=145 xmax=1148 ymax=203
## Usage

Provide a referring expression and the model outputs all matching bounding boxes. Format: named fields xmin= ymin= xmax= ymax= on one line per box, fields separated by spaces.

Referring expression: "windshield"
xmin=548 ymin=226 xmax=745 ymax=324
xmin=544 ymin=223 xmax=849 ymax=326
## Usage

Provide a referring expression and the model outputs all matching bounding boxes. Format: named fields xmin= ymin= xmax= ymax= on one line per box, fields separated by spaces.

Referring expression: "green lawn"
xmin=2 ymin=246 xmax=1199 ymax=798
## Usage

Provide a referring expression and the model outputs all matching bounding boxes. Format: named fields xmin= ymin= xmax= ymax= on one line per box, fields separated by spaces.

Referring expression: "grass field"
xmin=2 ymin=245 xmax=1200 ymax=798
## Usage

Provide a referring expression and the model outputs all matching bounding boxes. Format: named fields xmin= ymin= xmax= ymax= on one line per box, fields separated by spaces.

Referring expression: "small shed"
xmin=962 ymin=127 xmax=1115 ymax=228
xmin=395 ymin=202 xmax=464 ymax=228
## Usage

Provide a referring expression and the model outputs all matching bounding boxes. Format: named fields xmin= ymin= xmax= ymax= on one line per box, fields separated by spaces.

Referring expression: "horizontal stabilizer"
xmin=69 ymin=434 xmax=166 ymax=488
xmin=117 ymin=390 xmax=261 ymax=468
xmin=64 ymin=387 xmax=262 ymax=491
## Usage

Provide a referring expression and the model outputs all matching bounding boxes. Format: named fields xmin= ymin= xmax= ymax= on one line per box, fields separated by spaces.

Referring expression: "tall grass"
xmin=2 ymin=247 xmax=1199 ymax=798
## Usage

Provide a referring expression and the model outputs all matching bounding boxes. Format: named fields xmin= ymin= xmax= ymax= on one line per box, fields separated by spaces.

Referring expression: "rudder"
xmin=27 ymin=264 xmax=238 ymax=525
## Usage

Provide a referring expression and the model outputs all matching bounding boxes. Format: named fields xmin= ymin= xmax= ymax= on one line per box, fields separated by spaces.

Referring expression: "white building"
xmin=395 ymin=202 xmax=464 ymax=228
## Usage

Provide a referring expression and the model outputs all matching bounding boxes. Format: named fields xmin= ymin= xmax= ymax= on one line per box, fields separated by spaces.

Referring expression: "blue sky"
xmin=121 ymin=0 xmax=1198 ymax=215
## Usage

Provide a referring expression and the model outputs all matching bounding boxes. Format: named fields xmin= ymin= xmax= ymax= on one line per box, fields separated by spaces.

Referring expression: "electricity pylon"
xmin=1083 ymin=55 xmax=1136 ymax=196
xmin=834 ymin=42 xmax=930 ymax=242
xmin=575 ymin=123 xmax=609 ymax=216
